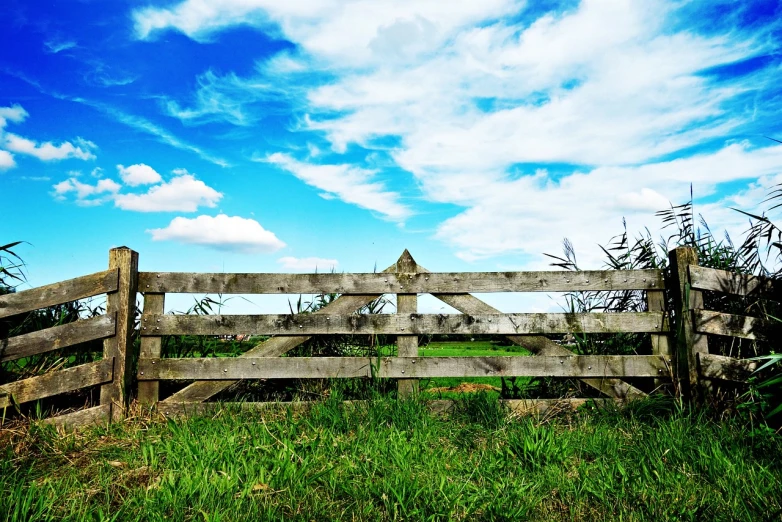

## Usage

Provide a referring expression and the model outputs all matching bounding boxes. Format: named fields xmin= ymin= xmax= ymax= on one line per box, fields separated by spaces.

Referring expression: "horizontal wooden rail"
xmin=693 ymin=310 xmax=777 ymax=341
xmin=698 ymin=353 xmax=759 ymax=382
xmin=0 ymin=269 xmax=118 ymax=319
xmin=40 ymin=404 xmax=111 ymax=429
xmin=689 ymin=266 xmax=782 ymax=302
xmin=1 ymin=314 xmax=116 ymax=363
xmin=0 ymin=359 xmax=113 ymax=409
xmin=138 ymin=269 xmax=664 ymax=295
xmin=141 ymin=312 xmax=666 ymax=336
xmin=137 ymin=355 xmax=667 ymax=380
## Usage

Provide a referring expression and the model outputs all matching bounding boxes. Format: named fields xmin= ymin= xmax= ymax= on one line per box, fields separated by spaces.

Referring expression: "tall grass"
xmin=2 ymin=396 xmax=780 ymax=521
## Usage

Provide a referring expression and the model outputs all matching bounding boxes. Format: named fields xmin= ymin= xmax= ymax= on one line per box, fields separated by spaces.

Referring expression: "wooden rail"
xmin=0 ymin=359 xmax=113 ymax=409
xmin=138 ymin=355 xmax=667 ymax=381
xmin=693 ymin=309 xmax=776 ymax=341
xmin=138 ymin=269 xmax=663 ymax=294
xmin=140 ymin=312 xmax=665 ymax=336
xmin=0 ymin=269 xmax=118 ymax=319
xmin=1 ymin=314 xmax=116 ymax=363
xmin=689 ymin=266 xmax=782 ymax=302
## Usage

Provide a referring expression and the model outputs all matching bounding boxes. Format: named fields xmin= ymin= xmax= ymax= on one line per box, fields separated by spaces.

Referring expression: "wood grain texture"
xmin=0 ymin=269 xmax=118 ymax=319
xmin=647 ymin=290 xmax=672 ymax=390
xmin=99 ymin=248 xmax=139 ymax=420
xmin=138 ymin=355 xmax=666 ymax=380
xmin=693 ymin=309 xmax=775 ymax=341
xmin=141 ymin=312 xmax=665 ymax=337
xmin=396 ymin=249 xmax=419 ymax=397
xmin=1 ymin=314 xmax=116 ymax=363
xmin=0 ymin=359 xmax=113 ymax=408
xmin=431 ymin=293 xmax=649 ymax=399
xmin=697 ymin=353 xmax=759 ymax=382
xmin=669 ymin=249 xmax=709 ymax=402
xmin=689 ymin=266 xmax=782 ymax=301
xmin=138 ymin=269 xmax=664 ymax=294
xmin=138 ymin=293 xmax=164 ymax=405
xmin=160 ymin=262 xmax=401 ymax=404
xmin=40 ymin=404 xmax=110 ymax=430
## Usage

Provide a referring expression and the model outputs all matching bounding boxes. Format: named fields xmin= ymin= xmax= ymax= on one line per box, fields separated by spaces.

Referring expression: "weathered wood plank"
xmin=396 ymin=250 xmax=419 ymax=397
xmin=0 ymin=314 xmax=116 ymax=363
xmin=153 ymin=398 xmax=620 ymax=418
xmin=0 ymin=269 xmax=118 ymax=319
xmin=100 ymin=248 xmax=139 ymax=421
xmin=40 ymin=404 xmax=110 ymax=430
xmin=689 ymin=265 xmax=782 ymax=301
xmin=698 ymin=353 xmax=759 ymax=382
xmin=142 ymin=312 xmax=665 ymax=337
xmin=138 ymin=355 xmax=666 ymax=380
xmin=693 ymin=309 xmax=776 ymax=341
xmin=670 ymin=249 xmax=709 ymax=402
xmin=160 ymin=260 xmax=402 ymax=404
xmin=647 ymin=290 xmax=672 ymax=390
xmin=138 ymin=294 xmax=165 ymax=405
xmin=431 ymin=293 xmax=649 ymax=399
xmin=138 ymin=269 xmax=664 ymax=294
xmin=0 ymin=359 xmax=113 ymax=408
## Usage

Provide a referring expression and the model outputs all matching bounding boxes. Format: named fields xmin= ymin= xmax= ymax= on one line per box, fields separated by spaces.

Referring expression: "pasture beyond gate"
xmin=0 ymin=246 xmax=775 ymax=428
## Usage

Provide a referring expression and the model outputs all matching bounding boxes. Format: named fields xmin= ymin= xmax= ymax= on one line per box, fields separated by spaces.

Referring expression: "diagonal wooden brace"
xmin=427 ymin=287 xmax=647 ymax=400
xmin=162 ymin=263 xmax=400 ymax=404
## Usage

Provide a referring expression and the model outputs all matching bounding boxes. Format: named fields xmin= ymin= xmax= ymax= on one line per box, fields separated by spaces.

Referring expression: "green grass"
xmin=3 ymin=397 xmax=780 ymax=521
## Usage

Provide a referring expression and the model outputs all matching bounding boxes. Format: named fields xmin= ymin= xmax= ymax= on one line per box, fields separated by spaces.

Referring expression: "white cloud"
xmin=3 ymin=133 xmax=96 ymax=161
xmin=0 ymin=150 xmax=15 ymax=170
xmin=277 ymin=256 xmax=339 ymax=271
xmin=113 ymin=173 xmax=222 ymax=212
xmin=53 ymin=177 xmax=121 ymax=205
xmin=265 ymin=152 xmax=410 ymax=221
xmin=148 ymin=214 xmax=286 ymax=252
xmin=134 ymin=1 xmax=782 ymax=263
xmin=0 ymin=105 xmax=28 ymax=128
xmin=117 ymin=163 xmax=163 ymax=186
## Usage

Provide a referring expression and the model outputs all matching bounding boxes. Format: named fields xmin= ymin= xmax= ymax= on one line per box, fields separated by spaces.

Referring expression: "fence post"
xmin=667 ymin=247 xmax=708 ymax=403
xmin=138 ymin=293 xmax=164 ymax=406
xmin=100 ymin=247 xmax=139 ymax=420
xmin=396 ymin=250 xmax=419 ymax=398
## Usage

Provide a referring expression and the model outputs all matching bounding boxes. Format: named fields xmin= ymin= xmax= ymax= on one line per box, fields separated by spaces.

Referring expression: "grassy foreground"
xmin=2 ymin=397 xmax=781 ymax=521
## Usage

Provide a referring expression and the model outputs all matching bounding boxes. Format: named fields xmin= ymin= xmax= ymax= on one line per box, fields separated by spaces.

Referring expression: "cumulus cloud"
xmin=277 ymin=256 xmax=339 ymax=271
xmin=114 ymin=173 xmax=222 ymax=212
xmin=0 ymin=150 xmax=15 ymax=170
xmin=148 ymin=214 xmax=286 ymax=252
xmin=2 ymin=132 xmax=96 ymax=162
xmin=53 ymin=177 xmax=121 ymax=205
xmin=117 ymin=163 xmax=162 ymax=186
xmin=266 ymin=152 xmax=410 ymax=221
xmin=0 ymin=105 xmax=28 ymax=128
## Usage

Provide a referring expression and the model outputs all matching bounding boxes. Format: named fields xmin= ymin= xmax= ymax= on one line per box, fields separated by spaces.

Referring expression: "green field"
xmin=3 ymin=397 xmax=781 ymax=521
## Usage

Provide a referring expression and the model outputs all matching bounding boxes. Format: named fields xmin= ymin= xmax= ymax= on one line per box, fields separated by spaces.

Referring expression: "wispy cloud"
xmin=44 ymin=38 xmax=77 ymax=54
xmin=148 ymin=214 xmax=286 ymax=253
xmin=133 ymin=0 xmax=782 ymax=262
xmin=277 ymin=256 xmax=338 ymax=271
xmin=265 ymin=152 xmax=411 ymax=221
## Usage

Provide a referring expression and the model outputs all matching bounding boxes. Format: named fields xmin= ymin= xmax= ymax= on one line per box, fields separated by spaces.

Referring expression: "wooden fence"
xmin=0 ymin=247 xmax=137 ymax=427
xmin=0 ymin=245 xmax=777 ymax=428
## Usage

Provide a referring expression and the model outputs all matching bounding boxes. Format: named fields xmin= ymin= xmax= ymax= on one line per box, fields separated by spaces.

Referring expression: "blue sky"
xmin=2 ymin=0 xmax=782 ymax=312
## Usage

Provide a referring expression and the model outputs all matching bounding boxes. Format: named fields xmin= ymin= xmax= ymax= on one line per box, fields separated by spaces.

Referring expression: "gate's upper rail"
xmin=139 ymin=269 xmax=663 ymax=294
